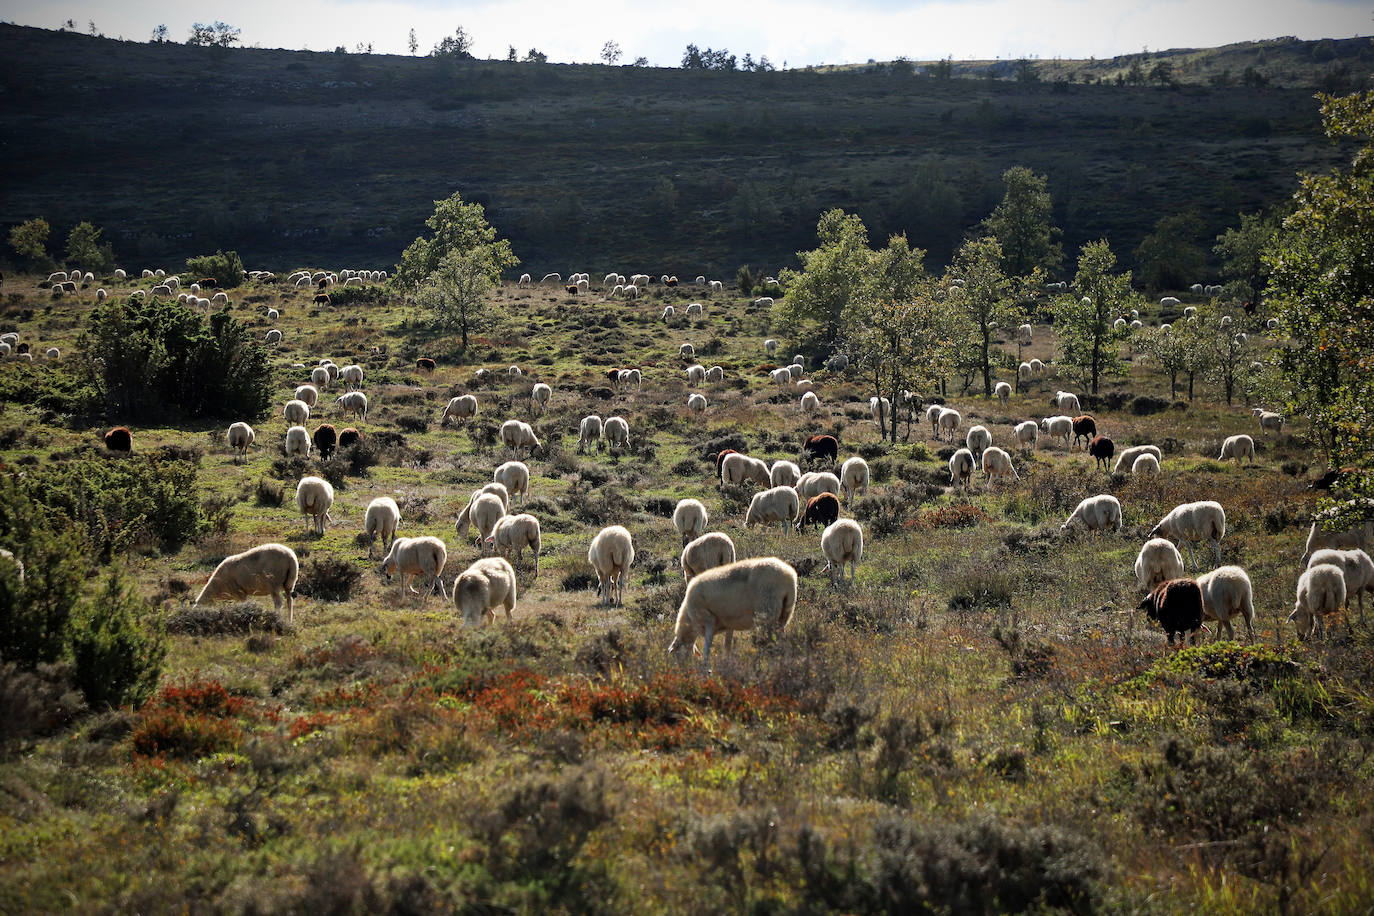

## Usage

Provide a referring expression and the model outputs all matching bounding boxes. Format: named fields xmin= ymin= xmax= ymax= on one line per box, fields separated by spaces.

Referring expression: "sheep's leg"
xmin=1212 ymin=539 xmax=1221 ymax=568
xmin=701 ymin=620 xmax=716 ymax=670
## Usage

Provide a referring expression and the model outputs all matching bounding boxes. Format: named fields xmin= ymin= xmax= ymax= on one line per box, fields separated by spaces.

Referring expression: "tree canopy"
xmin=393 ymin=191 xmax=518 ymax=293
xmin=1053 ymin=240 xmax=1136 ymax=394
xmin=981 ymin=166 xmax=1062 ymax=278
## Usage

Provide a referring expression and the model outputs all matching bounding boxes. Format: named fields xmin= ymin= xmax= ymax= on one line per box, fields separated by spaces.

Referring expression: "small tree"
xmin=981 ymin=166 xmax=1062 ymax=277
xmin=524 ymin=48 xmax=547 ymax=64
xmin=849 ymin=294 xmax=951 ymax=443
xmin=775 ymin=209 xmax=874 ymax=351
xmin=417 ymin=248 xmax=498 ymax=349
xmin=432 ymin=26 xmax=474 ymax=58
xmin=64 ymin=222 xmax=116 ymax=274
xmin=408 ymin=28 xmax=418 ymax=55
xmin=1139 ymin=325 xmax=1188 ymax=399
xmin=948 ymin=236 xmax=1023 ymax=397
xmin=1215 ymin=211 xmax=1277 ymax=303
xmin=8 ymin=217 xmax=52 ymax=271
xmin=393 ymin=191 xmax=518 ymax=292
xmin=601 ymin=41 xmax=622 ymax=65
xmin=1135 ymin=212 xmax=1205 ymax=291
xmin=151 ymin=23 xmax=168 ymax=43
xmin=185 ymin=249 xmax=244 ymax=288
xmin=1054 ymin=240 xmax=1135 ymax=394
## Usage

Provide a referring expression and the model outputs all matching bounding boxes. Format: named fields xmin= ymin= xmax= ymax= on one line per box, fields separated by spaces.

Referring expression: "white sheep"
xmin=1017 ymin=323 xmax=1033 ymax=343
xmin=265 ymin=329 xmax=282 ymax=345
xmin=441 ymin=394 xmax=478 ymax=425
xmin=686 ymin=364 xmax=707 ymax=386
xmin=1030 ymin=358 xmax=1046 ymax=375
xmin=966 ymin=425 xmax=992 ymax=465
xmin=681 ymin=532 xmax=737 ymax=582
xmin=801 ymin=391 xmax=820 ymax=414
xmin=926 ymin=404 xmax=944 ymax=437
xmin=1134 ymin=538 xmax=1185 ymax=591
xmin=311 ymin=366 xmax=331 ymax=389
xmin=686 ymin=302 xmax=704 ymax=319
xmin=1055 ymin=391 xmax=1081 ymax=414
xmin=948 ymin=448 xmax=975 ymax=490
xmin=478 ymin=482 xmax=511 ymax=512
xmin=494 ymin=460 xmax=530 ymax=505
xmin=993 ymin=381 xmax=1012 ymax=404
xmin=336 ymin=392 xmax=368 ymax=421
xmin=1255 ymin=410 xmax=1285 ymax=435
xmin=673 ymin=498 xmax=709 ymax=546
xmin=662 ymin=305 xmax=676 ymax=320
xmin=839 ymin=456 xmax=869 ymax=502
xmin=788 ymin=363 xmax=805 ymax=382
xmin=499 ymin=419 xmax=541 ymax=458
xmin=486 ymin=514 xmax=541 ymax=575
xmin=796 ymin=471 xmax=841 ymax=500
xmin=364 ymin=496 xmax=401 ymax=559
xmin=981 ymin=446 xmax=1020 ymax=487
xmin=795 ymin=379 xmax=813 ymax=393
xmin=531 ymin=382 xmax=552 ymax=413
xmin=618 ymin=368 xmax=642 ymax=388
xmin=706 ymin=365 xmax=724 ymax=384
xmin=454 ymin=556 xmax=518 ymax=626
xmin=937 ymin=407 xmax=962 ymax=442
xmin=1198 ymin=568 xmax=1253 ymax=642
xmin=745 ymin=486 xmax=801 ymax=530
xmin=1150 ymin=501 xmax=1226 ymax=568
xmin=709 ymin=280 xmax=725 ymax=294
xmin=771 ymin=367 xmax=793 ymax=389
xmin=1301 ymin=517 xmax=1374 ymax=564
xmin=679 ymin=343 xmax=696 ymax=359
xmin=770 ymin=460 xmax=801 ymax=489
xmin=1062 ymin=495 xmax=1122 ymax=533
xmin=1014 ymin=420 xmax=1038 ymax=452
xmin=339 ymin=364 xmax=364 ymax=389
xmin=296 ymin=476 xmax=334 ymax=535
xmin=284 ymin=425 xmax=311 ymax=458
xmin=821 ymin=519 xmax=863 ymax=586
xmin=455 ymin=491 xmax=506 ymax=549
xmin=578 ymin=414 xmax=604 ymax=453
xmin=667 ymin=557 xmax=797 ymax=667
xmin=1217 ymin=434 xmax=1255 ymax=465
xmin=294 ymin=385 xmax=319 ymax=408
xmin=195 ymin=543 xmax=299 ymax=622
xmin=1018 ymin=362 xmax=1032 ymax=385
xmin=754 ymin=296 xmax=775 ymax=307
xmin=380 ymin=535 xmax=449 ymax=603
xmin=1040 ymin=415 xmax=1073 ymax=448
xmin=1161 ymin=296 xmax=1181 ymax=307
xmin=604 ymin=416 xmax=630 ymax=454
xmin=721 ymin=453 xmax=771 ymax=488
xmin=226 ymin=421 xmax=255 ymax=461
xmin=869 ymin=396 xmax=891 ymax=428
xmin=283 ymin=398 xmax=310 ymax=425
xmin=687 ymin=393 xmax=708 ymax=414
xmin=589 ymin=525 xmax=634 ymax=606
xmin=1306 ymin=548 xmax=1374 ymax=620
xmin=1291 ymin=564 xmax=1345 ymax=639
xmin=765 ymin=339 xmax=779 ymax=356
xmin=1113 ymin=444 xmax=1162 ymax=473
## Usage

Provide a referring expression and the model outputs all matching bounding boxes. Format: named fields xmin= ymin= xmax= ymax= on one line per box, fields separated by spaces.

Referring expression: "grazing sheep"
xmin=441 ymin=394 xmax=479 ymax=425
xmin=1113 ymin=445 xmax=1162 ymax=473
xmin=1030 ymin=358 xmax=1046 ymax=376
xmin=937 ymin=407 xmax=962 ymax=442
xmin=686 ymin=302 xmax=704 ymax=319
xmin=981 ymin=446 xmax=1019 ymax=487
xmin=1291 ymin=564 xmax=1346 ymax=639
xmin=1203 ymin=565 xmax=1258 ymax=645
xmin=1301 ymin=518 xmax=1374 ymax=564
xmin=965 ymin=425 xmax=992 ymax=465
xmin=195 ymin=543 xmax=300 ymax=622
xmin=578 ymin=415 xmax=604 ymax=453
xmin=530 ymin=382 xmax=552 ymax=413
xmin=673 ymin=499 xmax=710 ymax=548
xmin=381 ymin=535 xmax=449 ymax=603
xmin=1054 ymin=391 xmax=1081 ymax=415
xmin=1150 ymin=501 xmax=1226 ymax=568
xmin=1040 ymin=415 xmax=1073 ymax=448
xmin=339 ymin=364 xmax=364 ymax=390
xmin=415 ymin=357 xmax=436 ymax=372
xmin=771 ymin=367 xmax=793 ymax=389
xmin=1088 ymin=435 xmax=1115 ymax=471
xmin=296 ymin=476 xmax=334 ymax=535
xmin=1253 ymin=410 xmax=1285 ymax=435
xmin=667 ymin=557 xmax=797 ymax=667
xmin=687 ymin=392 xmax=708 ymax=415
xmin=284 ymin=425 xmax=311 ymax=458
xmin=336 ymin=392 xmax=368 ymax=421
xmin=770 ymin=460 xmax=802 ymax=489
xmin=926 ymin=404 xmax=944 ymax=437
xmin=456 ymin=492 xmax=506 ymax=550
xmin=765 ymin=339 xmax=778 ymax=356
xmin=364 ymin=496 xmax=401 ymax=559
xmin=478 ymin=482 xmax=511 ymax=512
xmin=802 ymin=434 xmax=839 ymax=465
xmin=705 ymin=365 xmax=724 ymax=384
xmin=869 ymin=396 xmax=891 ymax=428
xmin=1217 ymin=434 xmax=1255 ymax=465
xmin=994 ymin=381 xmax=1012 ymax=404
xmin=1306 ymin=548 xmax=1374 ymax=620
xmin=1062 ymin=495 xmax=1122 ymax=533
xmin=721 ymin=453 xmax=772 ymax=488
xmin=294 ymin=385 xmax=319 ymax=408
xmin=1071 ymin=415 xmax=1097 ymax=450
xmin=265 ymin=329 xmax=282 ymax=345
xmin=821 ymin=518 xmax=863 ymax=586
xmin=1132 ymin=453 xmax=1161 ymax=476
xmin=949 ymin=448 xmax=975 ymax=490
xmin=801 ymin=391 xmax=820 ymax=414
xmin=796 ymin=492 xmax=840 ymax=532
xmin=1018 ymin=362 xmax=1032 ymax=385
xmin=745 ymin=486 xmax=801 ymax=530
xmin=681 ymin=532 xmax=737 ymax=582
xmin=619 ymin=368 xmax=642 ymax=388
xmin=679 ymin=343 xmax=695 ymax=359
xmin=104 ymin=426 xmax=133 ymax=453
xmin=1014 ymin=420 xmax=1038 ymax=452
xmin=589 ymin=525 xmax=634 ymax=606
xmin=661 ymin=305 xmax=677 ymax=321
xmin=454 ymin=556 xmax=518 ymax=626
xmin=788 ymin=363 xmax=805 ymax=382
xmin=1138 ymin=578 xmax=1204 ymax=645
xmin=1135 ymin=538 xmax=1185 ymax=591
xmin=796 ymin=471 xmax=842 ymax=501
xmin=338 ymin=428 xmax=361 ymax=449
xmin=1017 ymin=323 xmax=1034 ymax=343
xmin=283 ymin=399 xmax=310 ymax=426
xmin=604 ymin=416 xmax=630 ymax=454
xmin=486 ymin=514 xmax=542 ymax=575
xmin=226 ymin=422 xmax=255 ymax=461
xmin=499 ymin=419 xmax=541 ymax=458
xmin=494 ymin=460 xmax=530 ymax=505
xmin=795 ymin=379 xmax=813 ymax=393
xmin=311 ymin=366 xmax=331 ymax=389
xmin=839 ymin=456 xmax=869 ymax=502
xmin=312 ymin=424 xmax=337 ymax=460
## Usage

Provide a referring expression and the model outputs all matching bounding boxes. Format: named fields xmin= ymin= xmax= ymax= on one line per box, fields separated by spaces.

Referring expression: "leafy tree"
xmin=1134 ymin=212 xmax=1205 ymax=291
xmin=432 ymin=26 xmax=474 ymax=58
xmin=408 ymin=28 xmax=418 ymax=55
xmin=187 ymin=21 xmax=239 ymax=47
xmin=1015 ymin=59 xmax=1039 ymax=83
xmin=64 ymin=221 xmax=116 ymax=274
xmin=416 ymin=248 xmax=501 ymax=349
xmin=1201 ymin=310 xmax=1252 ymax=405
xmin=67 ymin=571 xmax=166 ymax=709
xmin=1149 ymin=61 xmax=1175 ymax=86
xmin=151 ymin=24 xmax=168 ymax=43
xmin=928 ymin=57 xmax=953 ymax=79
xmin=185 ymin=249 xmax=244 ymax=288
xmin=524 ymin=48 xmax=547 ymax=64
xmin=393 ymin=191 xmax=518 ymax=293
xmin=9 ymin=217 xmax=52 ymax=270
xmin=682 ymin=44 xmax=704 ymax=69
xmin=601 ymin=41 xmax=622 ymax=65
xmin=948 ymin=236 xmax=1022 ymax=397
xmin=1053 ymin=240 xmax=1135 ymax=393
xmin=1138 ymin=324 xmax=1189 ymax=399
xmin=981 ymin=166 xmax=1062 ymax=277
xmin=1215 ymin=211 xmax=1277 ymax=303
xmin=774 ymin=210 xmax=874 ymax=350
xmin=632 ymin=57 xmax=649 ymax=67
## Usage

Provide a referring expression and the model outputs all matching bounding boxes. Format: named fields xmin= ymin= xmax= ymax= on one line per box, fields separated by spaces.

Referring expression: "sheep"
xmin=589 ymin=525 xmax=634 ymax=606
xmin=839 ymin=456 xmax=869 ymax=502
xmin=1014 ymin=420 xmax=1038 ymax=452
xmin=1150 ymin=501 xmax=1226 ymax=568
xmin=1267 ymin=318 xmax=1280 ymax=331
xmin=604 ymin=416 xmax=630 ymax=454
xmin=770 ymin=460 xmax=802 ymax=489
xmin=338 ymin=428 xmax=361 ymax=449
xmin=993 ymin=381 xmax=1012 ymax=404
xmin=265 ymin=329 xmax=283 ymax=345
xmin=1290 ymin=565 xmax=1345 ymax=639
xmin=380 ymin=535 xmax=449 ymax=603
xmin=745 ymin=486 xmax=801 ymax=531
xmin=679 ymin=343 xmax=696 ymax=359
xmin=530 ymin=382 xmax=552 ymax=413
xmin=485 ymin=514 xmax=542 ymax=575
xmin=336 ymin=392 xmax=368 ymax=421
xmin=283 ymin=399 xmax=311 ymax=426
xmin=226 ymin=422 xmax=255 ymax=461
xmin=869 ymin=396 xmax=891 ymax=428
xmin=499 ymin=419 xmax=541 ymax=458
xmin=686 ymin=364 xmax=707 ymax=386
xmin=1071 ymin=415 xmax=1097 ymax=449
xmin=1135 ymin=538 xmax=1185 ymax=591
xmin=284 ymin=425 xmax=311 ymax=458
xmin=687 ymin=393 xmax=708 ymax=414
xmin=1040 ymin=415 xmax=1073 ymax=448
xmin=926 ymin=404 xmax=944 ymax=437
xmin=981 ymin=446 xmax=1020 ymax=488
xmin=1254 ymin=410 xmax=1285 ymax=435
xmin=339 ymin=364 xmax=364 ymax=389
xmin=802 ymin=434 xmax=839 ymax=465
xmin=541 ymin=272 xmax=562 ymax=284
xmin=195 ymin=543 xmax=300 ymax=622
xmin=364 ymin=496 xmax=401 ymax=559
xmin=1129 ymin=454 xmax=1160 ymax=476
xmin=1197 ymin=565 xmax=1256 ymax=641
xmin=477 ymin=482 xmax=511 ymax=512
xmin=667 ymin=557 xmax=797 ymax=667
xmin=211 ymin=291 xmax=229 ymax=306
xmin=1216 ymin=434 xmax=1256 ymax=466
xmin=821 ymin=519 xmax=863 ymax=586
xmin=296 ymin=476 xmax=334 ymax=536
xmin=1054 ymin=391 xmax=1081 ymax=414
xmin=1062 ymin=495 xmax=1122 ymax=533
xmin=800 ymin=391 xmax=820 ymax=414
xmin=662 ymin=305 xmax=676 ymax=320
xmin=294 ymin=385 xmax=319 ymax=408
xmin=1306 ymin=548 xmax=1374 ymax=620
xmin=965 ymin=425 xmax=992 ymax=465
xmin=578 ymin=415 xmax=604 ymax=453
xmin=937 ymin=407 xmax=962 ymax=442
xmin=771 ymin=367 xmax=793 ymax=389
xmin=114 ymin=269 xmax=126 ymax=280
xmin=796 ymin=492 xmax=840 ymax=532
xmin=1030 ymin=358 xmax=1046 ymax=376
xmin=705 ymin=365 xmax=725 ymax=384
xmin=453 ymin=556 xmax=518 ymax=626
xmin=1138 ymin=578 xmax=1204 ymax=645
xmin=709 ymin=280 xmax=725 ymax=294
xmin=949 ymin=448 xmax=975 ymax=490
xmin=765 ymin=338 xmax=779 ymax=356
xmin=493 ymin=460 xmax=530 ymax=505
xmin=1088 ymin=435 xmax=1115 ymax=471
xmin=787 ymin=363 xmax=805 ymax=382
xmin=1113 ymin=445 xmax=1162 ymax=473
xmin=795 ymin=379 xmax=813 ymax=393
xmin=1301 ymin=517 xmax=1374 ymax=564
xmin=753 ymin=296 xmax=775 ymax=307
xmin=686 ymin=302 xmax=704 ymax=319
xmin=415 ymin=357 xmax=436 ymax=372
xmin=618 ymin=368 xmax=642 ymax=388
xmin=721 ymin=453 xmax=772 ymax=488
xmin=1017 ymin=323 xmax=1033 ymax=343
xmin=1113 ymin=318 xmax=1128 ymax=332
xmin=1018 ymin=362 xmax=1032 ymax=386
xmin=673 ymin=499 xmax=709 ymax=546
xmin=441 ymin=394 xmax=478 ymax=425
xmin=681 ymin=532 xmax=737 ymax=582
xmin=507 ymin=365 xmax=523 ymax=376
xmin=311 ymin=366 xmax=331 ymax=389
xmin=95 ymin=287 xmax=107 ymax=302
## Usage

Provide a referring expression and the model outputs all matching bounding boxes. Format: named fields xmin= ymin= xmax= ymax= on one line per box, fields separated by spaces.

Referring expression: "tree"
xmin=523 ymin=48 xmax=547 ymax=64
xmin=1149 ymin=61 xmax=1175 ymax=86
xmin=948 ymin=236 xmax=1022 ymax=397
xmin=408 ymin=28 xmax=418 ymax=55
xmin=151 ymin=24 xmax=168 ymax=43
xmin=1015 ymin=59 xmax=1039 ymax=83
xmin=774 ymin=210 xmax=874 ymax=351
xmin=981 ymin=166 xmax=1062 ymax=277
xmin=9 ymin=217 xmax=52 ymax=270
xmin=928 ymin=57 xmax=953 ymax=79
xmin=1215 ymin=211 xmax=1277 ymax=303
xmin=188 ymin=21 xmax=239 ymax=47
xmin=849 ymin=293 xmax=951 ymax=443
xmin=1198 ymin=307 xmax=1252 ymax=404
xmin=1054 ymin=240 xmax=1135 ymax=393
xmin=507 ymin=46 xmax=517 ymax=62
xmin=1139 ymin=324 xmax=1189 ymax=399
xmin=601 ymin=41 xmax=622 ymax=65
xmin=64 ymin=222 xmax=116 ymax=274
xmin=682 ymin=44 xmax=704 ymax=69
xmin=1134 ymin=212 xmax=1205 ymax=291
xmin=432 ymin=26 xmax=474 ymax=58
xmin=416 ymin=248 xmax=499 ymax=350
xmin=186 ymin=250 xmax=245 ymax=288
xmin=632 ymin=57 xmax=649 ymax=67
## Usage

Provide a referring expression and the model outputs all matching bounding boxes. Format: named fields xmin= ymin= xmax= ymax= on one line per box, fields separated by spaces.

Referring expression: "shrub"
xmin=326 ymin=285 xmax=385 ymax=307
xmin=165 ymin=601 xmax=289 ymax=636
xmin=0 ymin=478 xmax=87 ymax=666
xmin=254 ymin=478 xmax=284 ymax=507
xmin=184 ymin=249 xmax=245 ymax=288
xmin=396 ymin=413 xmax=429 ymax=433
xmin=296 ymin=556 xmax=362 ymax=602
xmin=0 ymin=662 xmax=86 ymax=743
xmin=67 ymin=571 xmax=166 ymax=709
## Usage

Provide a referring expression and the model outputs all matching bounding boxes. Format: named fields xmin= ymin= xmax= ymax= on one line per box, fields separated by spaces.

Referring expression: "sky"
xmin=3 ymin=0 xmax=1370 ymax=67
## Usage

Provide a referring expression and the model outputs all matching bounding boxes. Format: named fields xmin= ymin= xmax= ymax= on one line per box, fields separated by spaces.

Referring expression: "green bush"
xmin=67 ymin=572 xmax=166 ymax=709
xmin=184 ymin=249 xmax=244 ymax=288
xmin=0 ymin=478 xmax=86 ymax=666
xmin=79 ymin=296 xmax=272 ymax=421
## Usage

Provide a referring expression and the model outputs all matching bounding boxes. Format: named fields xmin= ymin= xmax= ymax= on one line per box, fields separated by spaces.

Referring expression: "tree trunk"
xmin=1168 ymin=371 xmax=1177 ymax=400
xmin=981 ymin=327 xmax=992 ymax=397
xmin=1188 ymin=371 xmax=1195 ymax=400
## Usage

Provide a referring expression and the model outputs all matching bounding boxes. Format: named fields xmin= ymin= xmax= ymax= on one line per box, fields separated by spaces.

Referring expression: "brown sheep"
xmin=1088 ymin=435 xmax=1115 ymax=471
xmin=1138 ymin=578 xmax=1204 ymax=645
xmin=802 ymin=434 xmax=839 ymax=466
xmin=313 ymin=424 xmax=338 ymax=460
xmin=416 ymin=357 xmax=436 ymax=372
xmin=198 ymin=277 xmax=218 ymax=288
xmin=796 ymin=492 xmax=840 ymax=532
xmin=314 ymin=293 xmax=331 ymax=306
xmin=104 ymin=426 xmax=132 ymax=453
xmin=337 ymin=427 xmax=362 ymax=448
xmin=1071 ymin=415 xmax=1097 ymax=450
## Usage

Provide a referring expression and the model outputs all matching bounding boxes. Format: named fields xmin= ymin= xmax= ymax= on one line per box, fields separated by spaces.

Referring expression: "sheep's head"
xmin=1287 ymin=605 xmax=1315 ymax=640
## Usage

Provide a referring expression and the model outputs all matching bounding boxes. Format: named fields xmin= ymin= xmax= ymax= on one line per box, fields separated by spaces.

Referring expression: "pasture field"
xmin=1 ymin=272 xmax=1373 ymax=914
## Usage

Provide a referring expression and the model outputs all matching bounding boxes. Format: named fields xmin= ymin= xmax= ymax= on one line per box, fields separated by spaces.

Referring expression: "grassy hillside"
xmin=1 ymin=271 xmax=1372 ymax=912
xmin=0 ymin=24 xmax=1367 ymax=276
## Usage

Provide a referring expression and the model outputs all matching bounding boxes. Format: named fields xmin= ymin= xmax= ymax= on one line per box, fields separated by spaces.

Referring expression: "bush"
xmin=67 ymin=571 xmax=166 ymax=709
xmin=0 ymin=478 xmax=87 ymax=665
xmin=296 ymin=556 xmax=362 ymax=602
xmin=166 ymin=601 xmax=290 ymax=636
xmin=184 ymin=249 xmax=245 ymax=288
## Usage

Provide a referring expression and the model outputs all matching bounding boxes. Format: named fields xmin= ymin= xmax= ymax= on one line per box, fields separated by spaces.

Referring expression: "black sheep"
xmin=1139 ymin=578 xmax=1204 ymax=645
